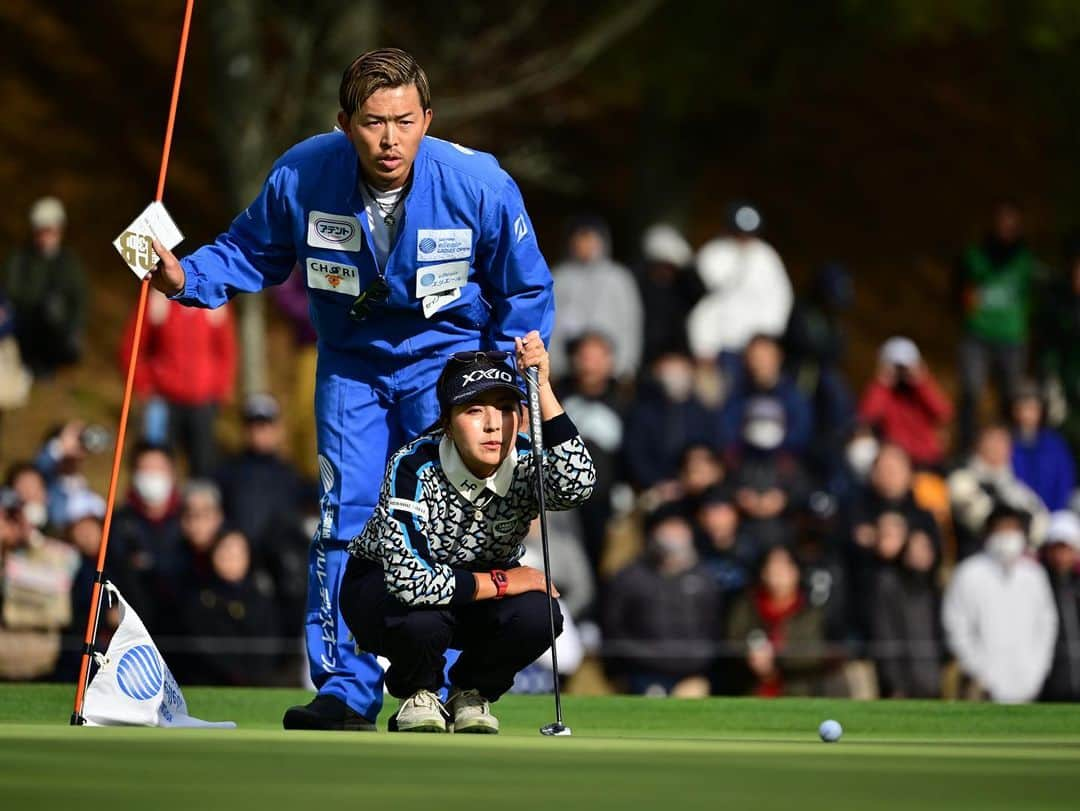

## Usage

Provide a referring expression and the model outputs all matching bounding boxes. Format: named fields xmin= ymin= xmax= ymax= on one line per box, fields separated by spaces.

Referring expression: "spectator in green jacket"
xmin=955 ymin=201 xmax=1040 ymax=453
xmin=0 ymin=197 xmax=88 ymax=377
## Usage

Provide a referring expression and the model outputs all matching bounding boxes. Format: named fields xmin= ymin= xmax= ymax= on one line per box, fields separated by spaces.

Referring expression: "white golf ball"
xmin=819 ymin=719 xmax=843 ymax=742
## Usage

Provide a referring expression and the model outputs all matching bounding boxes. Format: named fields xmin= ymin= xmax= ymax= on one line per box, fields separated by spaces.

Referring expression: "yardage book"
xmin=113 ymin=201 xmax=184 ymax=279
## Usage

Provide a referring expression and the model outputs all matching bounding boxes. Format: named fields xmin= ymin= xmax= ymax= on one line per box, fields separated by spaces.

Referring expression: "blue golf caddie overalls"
xmin=172 ymin=131 xmax=554 ymax=721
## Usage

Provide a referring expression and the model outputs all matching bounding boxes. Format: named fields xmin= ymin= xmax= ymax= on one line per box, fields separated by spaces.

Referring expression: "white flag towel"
xmin=83 ymin=582 xmax=236 ymax=729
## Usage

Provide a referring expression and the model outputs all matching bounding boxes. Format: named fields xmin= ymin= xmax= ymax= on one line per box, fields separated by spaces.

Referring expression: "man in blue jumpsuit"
xmin=150 ymin=48 xmax=554 ymax=729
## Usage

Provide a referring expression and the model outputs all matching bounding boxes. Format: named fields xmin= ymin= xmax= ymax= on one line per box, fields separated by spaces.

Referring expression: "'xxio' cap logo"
xmin=462 ymin=368 xmax=513 ymax=385
xmin=116 ymin=644 xmax=164 ymax=701
xmin=315 ymin=218 xmax=356 ymax=243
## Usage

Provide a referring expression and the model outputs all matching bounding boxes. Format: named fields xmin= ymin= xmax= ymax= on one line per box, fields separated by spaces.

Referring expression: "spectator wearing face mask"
xmin=1040 ymin=511 xmax=1080 ymax=702
xmin=0 ymin=487 xmax=79 ymax=680
xmin=948 ymin=424 xmax=1049 ymax=558
xmin=720 ymin=334 xmax=812 ymax=455
xmin=4 ymin=462 xmax=51 ymax=535
xmin=602 ymin=508 xmax=720 ymax=696
xmin=943 ymin=504 xmax=1057 ymax=703
xmin=108 ymin=442 xmax=182 ymax=632
xmin=858 ymin=337 xmax=953 ymax=470
xmin=622 ymin=351 xmax=721 ymax=493
xmin=830 ymin=425 xmax=880 ymax=507
xmin=725 ymin=397 xmax=811 ymax=553
xmin=1009 ymin=383 xmax=1076 ymax=512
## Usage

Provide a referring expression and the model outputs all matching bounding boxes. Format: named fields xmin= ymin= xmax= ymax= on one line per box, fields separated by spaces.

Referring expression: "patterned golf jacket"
xmin=347 ymin=413 xmax=595 ymax=607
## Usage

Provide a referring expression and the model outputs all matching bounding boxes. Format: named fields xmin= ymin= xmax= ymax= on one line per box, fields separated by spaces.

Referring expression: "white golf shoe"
xmin=447 ymin=687 xmax=499 ymax=734
xmin=391 ymin=689 xmax=447 ymax=733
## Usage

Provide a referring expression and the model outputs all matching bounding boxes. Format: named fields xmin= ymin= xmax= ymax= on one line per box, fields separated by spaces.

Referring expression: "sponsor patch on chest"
xmin=415 ymin=260 xmax=469 ymax=298
xmin=306 ymin=257 xmax=360 ymax=296
xmin=417 ymin=228 xmax=472 ymax=261
xmin=307 ymin=211 xmax=364 ymax=251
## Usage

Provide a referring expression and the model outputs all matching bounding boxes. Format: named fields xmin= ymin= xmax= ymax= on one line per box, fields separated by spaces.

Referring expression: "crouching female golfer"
xmin=340 ymin=332 xmax=595 ymax=732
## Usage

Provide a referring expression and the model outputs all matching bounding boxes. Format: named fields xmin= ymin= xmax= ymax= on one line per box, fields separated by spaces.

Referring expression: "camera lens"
xmin=80 ymin=425 xmax=111 ymax=454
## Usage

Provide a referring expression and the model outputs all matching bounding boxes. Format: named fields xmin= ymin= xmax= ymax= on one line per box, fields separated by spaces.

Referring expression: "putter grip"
xmin=524 ymin=366 xmax=544 ymax=457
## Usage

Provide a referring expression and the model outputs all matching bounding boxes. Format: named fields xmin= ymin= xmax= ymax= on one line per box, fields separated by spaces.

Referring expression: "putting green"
xmin=3 ymin=685 xmax=1080 ymax=810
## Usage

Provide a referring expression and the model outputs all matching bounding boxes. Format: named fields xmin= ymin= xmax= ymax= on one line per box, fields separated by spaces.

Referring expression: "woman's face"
xmin=448 ymin=392 xmax=522 ymax=478
xmin=761 ymin=548 xmax=800 ymax=600
xmin=212 ymin=531 xmax=250 ymax=584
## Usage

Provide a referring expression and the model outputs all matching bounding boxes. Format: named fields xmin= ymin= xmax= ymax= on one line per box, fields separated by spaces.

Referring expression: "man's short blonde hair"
xmin=339 ymin=48 xmax=431 ymax=117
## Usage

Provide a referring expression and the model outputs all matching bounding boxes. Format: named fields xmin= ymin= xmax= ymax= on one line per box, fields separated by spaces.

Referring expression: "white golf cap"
xmin=879 ymin=336 xmax=920 ymax=368
xmin=29 ymin=196 xmax=66 ymax=229
xmin=642 ymin=223 xmax=693 ymax=267
xmin=66 ymin=489 xmax=106 ymax=525
xmin=1045 ymin=510 xmax=1080 ymax=550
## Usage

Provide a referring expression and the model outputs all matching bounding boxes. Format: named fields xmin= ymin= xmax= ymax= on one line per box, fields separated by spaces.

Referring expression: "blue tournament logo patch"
xmin=116 ymin=644 xmax=164 ymax=701
xmin=419 ymin=237 xmax=437 ymax=254
xmin=420 ymin=272 xmax=436 ymax=287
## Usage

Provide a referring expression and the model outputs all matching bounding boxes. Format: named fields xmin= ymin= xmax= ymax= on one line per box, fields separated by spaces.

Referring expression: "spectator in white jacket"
xmin=549 ymin=217 xmax=644 ymax=382
xmin=943 ymin=503 xmax=1058 ymax=703
xmin=687 ymin=203 xmax=793 ymax=361
xmin=948 ymin=423 xmax=1049 ymax=558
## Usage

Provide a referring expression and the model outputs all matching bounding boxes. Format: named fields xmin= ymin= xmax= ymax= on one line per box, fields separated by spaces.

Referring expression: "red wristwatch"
xmin=490 ymin=569 xmax=509 ymax=600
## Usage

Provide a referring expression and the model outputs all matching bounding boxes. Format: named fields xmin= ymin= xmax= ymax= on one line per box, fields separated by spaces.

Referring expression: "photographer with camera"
xmin=32 ymin=420 xmax=110 ymax=532
xmin=857 ymin=337 xmax=954 ymax=470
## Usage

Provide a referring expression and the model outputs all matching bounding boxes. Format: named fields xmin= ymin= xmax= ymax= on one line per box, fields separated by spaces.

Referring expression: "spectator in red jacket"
xmin=119 ymin=290 xmax=236 ymax=476
xmin=858 ymin=337 xmax=953 ymax=469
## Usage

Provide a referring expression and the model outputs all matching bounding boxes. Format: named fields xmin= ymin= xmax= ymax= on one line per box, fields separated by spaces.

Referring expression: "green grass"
xmin=3 ymin=685 xmax=1080 ymax=811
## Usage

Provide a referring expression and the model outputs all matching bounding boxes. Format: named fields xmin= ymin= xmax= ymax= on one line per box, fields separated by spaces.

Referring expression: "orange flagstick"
xmin=71 ymin=0 xmax=195 ymax=725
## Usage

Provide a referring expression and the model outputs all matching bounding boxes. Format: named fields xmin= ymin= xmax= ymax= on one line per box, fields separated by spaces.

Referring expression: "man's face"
xmin=448 ymin=392 xmax=521 ymax=478
xmin=32 ymin=226 xmax=63 ymax=257
xmin=247 ymin=419 xmax=283 ymax=455
xmin=977 ymin=428 xmax=1012 ymax=468
xmin=745 ymin=338 xmax=782 ymax=388
xmin=871 ymin=445 xmax=912 ymax=500
xmin=568 ymin=229 xmax=604 ymax=264
xmin=572 ymin=337 xmax=614 ymax=386
xmin=992 ymin=204 xmax=1022 ymax=244
xmin=337 ymin=84 xmax=432 ymax=191
xmin=1012 ymin=396 xmax=1042 ymax=433
xmin=1046 ymin=542 xmax=1078 ymax=575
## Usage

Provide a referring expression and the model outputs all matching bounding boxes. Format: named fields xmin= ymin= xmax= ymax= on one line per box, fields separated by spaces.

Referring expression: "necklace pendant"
xmin=383 ymin=213 xmax=396 ymax=226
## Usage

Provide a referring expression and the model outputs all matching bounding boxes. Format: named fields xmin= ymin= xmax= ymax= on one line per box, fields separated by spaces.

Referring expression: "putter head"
xmin=540 ymin=722 xmax=572 ymax=736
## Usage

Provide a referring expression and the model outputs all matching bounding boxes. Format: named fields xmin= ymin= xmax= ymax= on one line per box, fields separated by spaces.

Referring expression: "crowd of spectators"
xmin=2 ymin=194 xmax=1080 ymax=704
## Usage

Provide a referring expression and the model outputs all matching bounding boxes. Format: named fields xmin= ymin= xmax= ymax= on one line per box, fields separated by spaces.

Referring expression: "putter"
xmin=524 ymin=365 xmax=572 ymax=737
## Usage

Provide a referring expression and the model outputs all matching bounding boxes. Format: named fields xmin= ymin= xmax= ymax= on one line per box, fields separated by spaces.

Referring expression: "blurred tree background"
xmin=3 ymin=0 xmax=1080 ymax=470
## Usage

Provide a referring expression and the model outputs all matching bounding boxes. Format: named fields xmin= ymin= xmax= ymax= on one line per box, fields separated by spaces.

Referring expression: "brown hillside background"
xmin=0 ymin=1 xmax=1075 ymax=489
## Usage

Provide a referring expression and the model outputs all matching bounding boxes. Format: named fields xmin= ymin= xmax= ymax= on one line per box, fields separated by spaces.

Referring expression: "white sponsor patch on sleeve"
xmin=306 ymin=257 xmax=360 ymax=296
xmin=307 ymin=210 xmax=364 ymax=251
xmin=417 ymin=229 xmax=472 ymax=262
xmin=388 ymin=498 xmax=429 ymax=521
xmin=415 ymin=260 xmax=469 ymax=298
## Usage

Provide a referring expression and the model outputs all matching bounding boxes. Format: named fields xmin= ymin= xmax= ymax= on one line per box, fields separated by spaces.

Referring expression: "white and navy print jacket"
xmin=348 ymin=413 xmax=595 ymax=607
